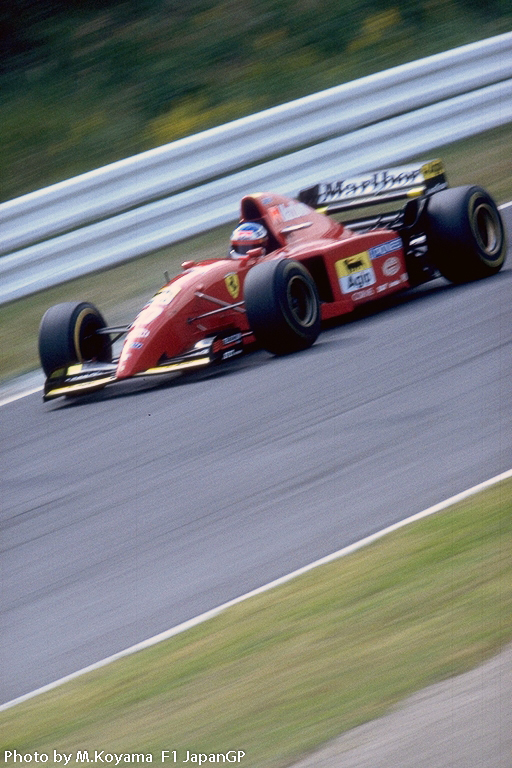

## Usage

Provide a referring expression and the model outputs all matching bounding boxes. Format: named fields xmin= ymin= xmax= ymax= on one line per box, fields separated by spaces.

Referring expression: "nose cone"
xmin=114 ymin=258 xmax=247 ymax=380
xmin=116 ymin=325 xmax=152 ymax=379
xmin=116 ymin=283 xmax=186 ymax=378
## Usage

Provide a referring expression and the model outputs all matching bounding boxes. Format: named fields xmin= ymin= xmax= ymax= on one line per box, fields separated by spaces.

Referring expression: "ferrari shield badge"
xmin=225 ymin=273 xmax=240 ymax=299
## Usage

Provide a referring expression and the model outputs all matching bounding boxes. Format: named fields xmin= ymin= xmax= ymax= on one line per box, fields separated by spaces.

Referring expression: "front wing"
xmin=43 ymin=331 xmax=247 ymax=400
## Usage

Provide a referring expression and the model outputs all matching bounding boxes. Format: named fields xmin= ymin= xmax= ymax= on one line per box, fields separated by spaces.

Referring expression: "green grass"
xmin=1 ymin=478 xmax=511 ymax=767
xmin=1 ymin=122 xmax=511 ymax=384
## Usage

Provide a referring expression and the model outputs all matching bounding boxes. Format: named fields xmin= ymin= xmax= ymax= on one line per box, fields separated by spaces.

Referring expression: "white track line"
xmin=2 ymin=466 xmax=511 ymax=712
xmin=0 ymin=385 xmax=43 ymax=407
xmin=1 ymin=203 xmax=511 ymax=409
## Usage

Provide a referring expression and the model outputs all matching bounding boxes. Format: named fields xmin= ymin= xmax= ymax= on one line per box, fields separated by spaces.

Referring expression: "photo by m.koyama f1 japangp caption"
xmin=4 ymin=749 xmax=247 ymax=764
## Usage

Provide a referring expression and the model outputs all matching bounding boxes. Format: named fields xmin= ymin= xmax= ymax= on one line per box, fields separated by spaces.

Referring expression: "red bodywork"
xmin=116 ymin=192 xmax=408 ymax=379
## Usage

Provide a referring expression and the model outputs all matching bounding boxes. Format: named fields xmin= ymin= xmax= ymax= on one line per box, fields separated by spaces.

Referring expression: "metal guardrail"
xmin=2 ymin=31 xmax=511 ymax=256
xmin=1 ymin=33 xmax=512 ymax=305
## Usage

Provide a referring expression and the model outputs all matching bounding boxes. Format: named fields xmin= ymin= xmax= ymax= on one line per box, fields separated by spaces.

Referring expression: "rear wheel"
xmin=244 ymin=259 xmax=321 ymax=355
xmin=426 ymin=185 xmax=506 ymax=283
xmin=38 ymin=301 xmax=112 ymax=376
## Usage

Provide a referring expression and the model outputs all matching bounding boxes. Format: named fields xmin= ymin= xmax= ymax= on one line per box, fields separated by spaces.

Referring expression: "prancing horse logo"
xmin=225 ymin=273 xmax=240 ymax=299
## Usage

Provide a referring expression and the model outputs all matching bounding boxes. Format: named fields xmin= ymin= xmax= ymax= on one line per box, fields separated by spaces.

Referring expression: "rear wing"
xmin=298 ymin=159 xmax=448 ymax=214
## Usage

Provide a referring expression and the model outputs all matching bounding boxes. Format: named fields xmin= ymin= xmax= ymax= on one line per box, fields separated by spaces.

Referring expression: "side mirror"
xmin=246 ymin=247 xmax=265 ymax=259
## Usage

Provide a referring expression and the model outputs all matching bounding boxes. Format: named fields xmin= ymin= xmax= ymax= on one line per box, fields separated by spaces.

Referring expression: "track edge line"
xmin=2 ymin=466 xmax=511 ymax=712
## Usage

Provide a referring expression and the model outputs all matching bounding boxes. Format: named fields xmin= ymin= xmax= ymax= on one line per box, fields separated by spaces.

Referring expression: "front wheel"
xmin=38 ymin=301 xmax=112 ymax=376
xmin=244 ymin=259 xmax=321 ymax=355
xmin=425 ymin=185 xmax=506 ymax=283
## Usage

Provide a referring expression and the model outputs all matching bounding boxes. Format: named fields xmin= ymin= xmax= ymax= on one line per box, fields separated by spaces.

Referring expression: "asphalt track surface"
xmin=1 ymin=208 xmax=511 ymax=705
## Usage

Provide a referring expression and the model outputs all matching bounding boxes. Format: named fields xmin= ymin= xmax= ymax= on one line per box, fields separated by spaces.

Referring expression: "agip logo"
xmin=225 ymin=273 xmax=240 ymax=299
xmin=335 ymin=252 xmax=376 ymax=294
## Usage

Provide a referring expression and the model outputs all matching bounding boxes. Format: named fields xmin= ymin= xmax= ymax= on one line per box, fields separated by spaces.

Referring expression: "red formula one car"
xmin=39 ymin=159 xmax=506 ymax=400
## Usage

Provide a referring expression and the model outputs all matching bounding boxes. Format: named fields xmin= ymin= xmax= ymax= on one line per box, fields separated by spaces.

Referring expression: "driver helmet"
xmin=229 ymin=222 xmax=268 ymax=258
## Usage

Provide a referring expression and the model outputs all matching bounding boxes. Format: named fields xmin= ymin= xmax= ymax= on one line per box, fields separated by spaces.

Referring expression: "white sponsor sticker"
xmin=277 ymin=201 xmax=311 ymax=221
xmin=352 ymin=287 xmax=376 ymax=301
xmin=340 ymin=270 xmax=376 ymax=293
xmin=335 ymin=252 xmax=377 ymax=294
xmin=382 ymin=256 xmax=401 ymax=276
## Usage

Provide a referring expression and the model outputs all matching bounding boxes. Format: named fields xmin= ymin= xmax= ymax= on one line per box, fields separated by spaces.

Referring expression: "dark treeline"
xmin=1 ymin=0 xmax=510 ymax=200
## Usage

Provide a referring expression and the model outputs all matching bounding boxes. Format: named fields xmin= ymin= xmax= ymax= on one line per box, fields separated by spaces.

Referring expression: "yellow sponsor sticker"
xmin=336 ymin=252 xmax=376 ymax=294
xmin=421 ymin=159 xmax=444 ymax=180
xmin=225 ymin=273 xmax=240 ymax=299
xmin=335 ymin=251 xmax=372 ymax=278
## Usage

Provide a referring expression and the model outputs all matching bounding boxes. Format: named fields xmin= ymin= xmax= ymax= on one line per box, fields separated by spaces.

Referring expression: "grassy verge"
xmin=1 ymin=478 xmax=511 ymax=767
xmin=1 ymin=122 xmax=511 ymax=383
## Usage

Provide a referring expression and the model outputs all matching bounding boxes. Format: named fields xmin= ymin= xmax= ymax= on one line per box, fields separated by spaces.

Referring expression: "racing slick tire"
xmin=425 ymin=185 xmax=506 ymax=283
xmin=38 ymin=301 xmax=112 ymax=376
xmin=244 ymin=259 xmax=321 ymax=355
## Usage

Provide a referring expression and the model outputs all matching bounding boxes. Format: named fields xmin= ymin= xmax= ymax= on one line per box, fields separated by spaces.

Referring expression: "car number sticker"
xmin=335 ymin=252 xmax=376 ymax=294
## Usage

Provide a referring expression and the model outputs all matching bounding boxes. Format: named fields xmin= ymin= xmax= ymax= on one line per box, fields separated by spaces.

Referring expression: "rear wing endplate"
xmin=298 ymin=159 xmax=448 ymax=214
